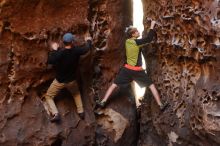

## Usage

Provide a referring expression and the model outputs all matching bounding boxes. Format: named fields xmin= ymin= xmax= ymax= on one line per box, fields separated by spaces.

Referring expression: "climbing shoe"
xmin=160 ymin=101 xmax=169 ymax=112
xmin=50 ymin=113 xmax=61 ymax=123
xmin=78 ymin=112 xmax=85 ymax=120
xmin=96 ymin=101 xmax=106 ymax=108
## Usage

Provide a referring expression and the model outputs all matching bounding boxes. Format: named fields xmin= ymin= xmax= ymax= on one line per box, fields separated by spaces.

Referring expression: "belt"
xmin=124 ymin=64 xmax=143 ymax=71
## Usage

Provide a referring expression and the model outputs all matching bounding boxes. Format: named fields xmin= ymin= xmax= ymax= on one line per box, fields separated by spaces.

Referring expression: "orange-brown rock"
xmin=0 ymin=0 xmax=136 ymax=146
xmin=1 ymin=0 xmax=220 ymax=146
xmin=139 ymin=0 xmax=220 ymax=146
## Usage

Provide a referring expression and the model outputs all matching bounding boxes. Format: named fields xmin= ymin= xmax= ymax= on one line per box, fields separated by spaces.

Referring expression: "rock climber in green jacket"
xmin=97 ymin=20 xmax=168 ymax=111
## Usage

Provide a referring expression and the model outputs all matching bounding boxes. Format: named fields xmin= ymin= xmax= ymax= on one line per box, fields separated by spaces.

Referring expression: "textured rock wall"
xmin=139 ymin=0 xmax=220 ymax=146
xmin=3 ymin=0 xmax=220 ymax=146
xmin=0 ymin=1 xmax=94 ymax=146
xmin=89 ymin=0 xmax=137 ymax=146
xmin=0 ymin=0 xmax=135 ymax=146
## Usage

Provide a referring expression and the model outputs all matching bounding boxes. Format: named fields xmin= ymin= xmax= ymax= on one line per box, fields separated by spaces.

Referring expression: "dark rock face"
xmin=1 ymin=0 xmax=220 ymax=146
xmin=0 ymin=1 xmax=94 ymax=146
xmin=0 ymin=0 xmax=136 ymax=146
xmin=139 ymin=0 xmax=220 ymax=146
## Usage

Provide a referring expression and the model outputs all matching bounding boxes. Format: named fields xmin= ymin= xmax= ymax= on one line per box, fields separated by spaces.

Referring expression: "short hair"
xmin=125 ymin=26 xmax=137 ymax=38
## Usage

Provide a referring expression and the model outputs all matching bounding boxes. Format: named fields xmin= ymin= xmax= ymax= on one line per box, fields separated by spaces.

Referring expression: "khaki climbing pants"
xmin=45 ymin=79 xmax=84 ymax=115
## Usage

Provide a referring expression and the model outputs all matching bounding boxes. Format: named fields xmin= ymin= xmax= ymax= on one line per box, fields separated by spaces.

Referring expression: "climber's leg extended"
xmin=97 ymin=67 xmax=132 ymax=108
xmin=149 ymin=84 xmax=169 ymax=111
xmin=66 ymin=80 xmax=85 ymax=119
xmin=149 ymin=84 xmax=162 ymax=106
xmin=97 ymin=83 xmax=118 ymax=108
xmin=45 ymin=79 xmax=65 ymax=122
xmin=133 ymin=70 xmax=168 ymax=111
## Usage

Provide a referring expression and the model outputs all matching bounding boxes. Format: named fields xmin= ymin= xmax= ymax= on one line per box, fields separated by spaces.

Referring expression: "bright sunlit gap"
xmin=132 ymin=0 xmax=146 ymax=107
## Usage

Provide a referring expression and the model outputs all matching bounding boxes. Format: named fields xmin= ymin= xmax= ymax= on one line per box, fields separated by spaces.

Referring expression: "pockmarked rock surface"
xmin=0 ymin=0 xmax=136 ymax=146
xmin=1 ymin=0 xmax=220 ymax=146
xmin=139 ymin=0 xmax=220 ymax=146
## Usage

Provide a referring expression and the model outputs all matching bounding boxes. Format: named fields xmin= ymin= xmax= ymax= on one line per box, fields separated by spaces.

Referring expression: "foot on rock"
xmin=50 ymin=113 xmax=61 ymax=123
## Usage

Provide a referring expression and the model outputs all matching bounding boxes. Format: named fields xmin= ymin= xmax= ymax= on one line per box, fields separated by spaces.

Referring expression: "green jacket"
xmin=125 ymin=29 xmax=156 ymax=66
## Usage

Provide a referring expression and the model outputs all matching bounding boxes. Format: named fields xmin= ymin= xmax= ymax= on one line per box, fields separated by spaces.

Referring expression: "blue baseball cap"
xmin=63 ymin=33 xmax=74 ymax=43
